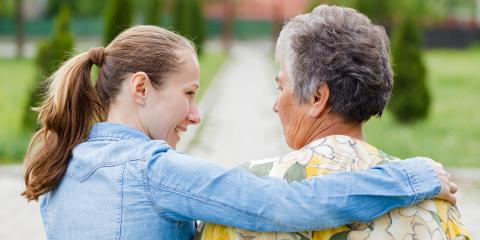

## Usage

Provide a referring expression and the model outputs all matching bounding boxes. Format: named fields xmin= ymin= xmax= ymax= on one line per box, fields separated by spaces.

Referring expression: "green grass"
xmin=0 ymin=51 xmax=227 ymax=164
xmin=0 ymin=58 xmax=36 ymax=164
xmin=198 ymin=52 xmax=227 ymax=100
xmin=365 ymin=48 xmax=480 ymax=167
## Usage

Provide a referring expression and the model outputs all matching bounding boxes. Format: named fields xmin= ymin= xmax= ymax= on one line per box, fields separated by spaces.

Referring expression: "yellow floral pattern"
xmin=196 ymin=135 xmax=471 ymax=240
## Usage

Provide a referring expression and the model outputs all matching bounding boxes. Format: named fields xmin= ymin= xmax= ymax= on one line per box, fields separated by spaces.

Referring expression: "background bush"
xmin=103 ymin=0 xmax=132 ymax=45
xmin=144 ymin=0 xmax=163 ymax=26
xmin=389 ymin=15 xmax=431 ymax=123
xmin=23 ymin=5 xmax=74 ymax=131
xmin=173 ymin=0 xmax=206 ymax=55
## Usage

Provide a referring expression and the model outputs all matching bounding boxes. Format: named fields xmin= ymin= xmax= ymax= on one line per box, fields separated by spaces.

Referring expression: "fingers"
xmin=443 ymin=179 xmax=457 ymax=204
xmin=437 ymin=181 xmax=457 ymax=204
xmin=423 ymin=157 xmax=458 ymax=204
xmin=450 ymin=182 xmax=458 ymax=194
xmin=446 ymin=192 xmax=457 ymax=205
xmin=440 ymin=168 xmax=457 ymax=196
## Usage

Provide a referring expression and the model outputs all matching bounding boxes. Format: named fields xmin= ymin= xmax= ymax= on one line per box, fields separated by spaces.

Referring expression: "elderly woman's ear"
xmin=308 ymin=83 xmax=330 ymax=118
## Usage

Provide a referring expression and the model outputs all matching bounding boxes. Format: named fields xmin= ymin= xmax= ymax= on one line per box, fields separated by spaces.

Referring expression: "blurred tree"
xmin=0 ymin=0 xmax=14 ymax=20
xmin=307 ymin=0 xmax=339 ymax=12
xmin=354 ymin=0 xmax=392 ymax=24
xmin=24 ymin=5 xmax=74 ymax=130
xmin=144 ymin=0 xmax=163 ymax=25
xmin=46 ymin=0 xmax=75 ymax=17
xmin=191 ymin=0 xmax=206 ymax=55
xmin=394 ymin=0 xmax=427 ymax=18
xmin=173 ymin=0 xmax=206 ymax=55
xmin=47 ymin=0 xmax=105 ymax=17
xmin=389 ymin=15 xmax=431 ymax=123
xmin=75 ymin=0 xmax=106 ymax=17
xmin=15 ymin=0 xmax=24 ymax=58
xmin=174 ymin=0 xmax=192 ymax=41
xmin=103 ymin=0 xmax=133 ymax=45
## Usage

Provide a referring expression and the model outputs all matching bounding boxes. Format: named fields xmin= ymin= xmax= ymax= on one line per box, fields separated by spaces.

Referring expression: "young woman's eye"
xmin=276 ymin=86 xmax=283 ymax=91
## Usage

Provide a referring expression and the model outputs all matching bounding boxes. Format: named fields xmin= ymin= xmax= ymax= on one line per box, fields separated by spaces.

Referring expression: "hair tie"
xmin=88 ymin=47 xmax=105 ymax=66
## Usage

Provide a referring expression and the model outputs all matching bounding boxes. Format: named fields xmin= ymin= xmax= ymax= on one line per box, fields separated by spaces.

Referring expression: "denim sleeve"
xmin=144 ymin=150 xmax=441 ymax=232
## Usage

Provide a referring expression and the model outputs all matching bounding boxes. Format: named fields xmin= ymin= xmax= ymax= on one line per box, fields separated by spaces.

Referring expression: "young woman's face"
xmin=140 ymin=50 xmax=201 ymax=148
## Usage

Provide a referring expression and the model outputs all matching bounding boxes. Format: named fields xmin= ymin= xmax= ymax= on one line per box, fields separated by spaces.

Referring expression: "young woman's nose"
xmin=187 ymin=106 xmax=201 ymax=125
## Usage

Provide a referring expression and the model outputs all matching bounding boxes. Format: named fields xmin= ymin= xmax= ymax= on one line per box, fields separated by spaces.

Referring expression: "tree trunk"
xmin=271 ymin=1 xmax=283 ymax=45
xmin=221 ymin=0 xmax=234 ymax=53
xmin=476 ymin=0 xmax=480 ymax=25
xmin=15 ymin=0 xmax=25 ymax=58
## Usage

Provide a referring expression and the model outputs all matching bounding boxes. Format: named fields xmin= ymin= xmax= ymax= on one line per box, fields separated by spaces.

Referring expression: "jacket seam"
xmin=140 ymin=164 xmax=181 ymax=223
xmin=86 ymin=138 xmax=119 ymax=142
xmin=72 ymin=159 xmax=143 ymax=182
xmin=115 ymin=162 xmax=126 ymax=240
xmin=401 ymin=166 xmax=418 ymax=205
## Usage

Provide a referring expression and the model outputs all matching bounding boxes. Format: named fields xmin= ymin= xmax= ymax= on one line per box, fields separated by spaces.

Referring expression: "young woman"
xmin=22 ymin=26 xmax=455 ymax=239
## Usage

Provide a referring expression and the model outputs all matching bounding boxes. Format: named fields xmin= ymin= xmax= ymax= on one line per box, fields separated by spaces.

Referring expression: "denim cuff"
xmin=397 ymin=157 xmax=442 ymax=205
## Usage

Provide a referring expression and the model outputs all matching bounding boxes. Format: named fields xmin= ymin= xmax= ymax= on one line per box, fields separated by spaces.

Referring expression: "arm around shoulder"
xmin=143 ymin=150 xmax=441 ymax=231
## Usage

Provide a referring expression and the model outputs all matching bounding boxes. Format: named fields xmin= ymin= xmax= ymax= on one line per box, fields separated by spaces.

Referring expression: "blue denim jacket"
xmin=40 ymin=122 xmax=440 ymax=240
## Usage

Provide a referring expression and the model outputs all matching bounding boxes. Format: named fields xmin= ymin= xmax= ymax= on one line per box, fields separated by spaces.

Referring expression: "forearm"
xmin=146 ymin=151 xmax=440 ymax=231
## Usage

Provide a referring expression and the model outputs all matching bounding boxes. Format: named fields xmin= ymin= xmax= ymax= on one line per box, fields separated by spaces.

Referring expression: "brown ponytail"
xmin=22 ymin=25 xmax=195 ymax=201
xmin=22 ymin=49 xmax=105 ymax=201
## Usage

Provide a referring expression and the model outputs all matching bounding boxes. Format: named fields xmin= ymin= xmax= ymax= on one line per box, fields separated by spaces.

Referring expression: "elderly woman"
xmin=198 ymin=5 xmax=471 ymax=240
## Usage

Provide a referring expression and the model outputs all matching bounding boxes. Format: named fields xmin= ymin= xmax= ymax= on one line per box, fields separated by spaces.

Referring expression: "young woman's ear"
xmin=308 ymin=83 xmax=330 ymax=118
xmin=129 ymin=72 xmax=150 ymax=106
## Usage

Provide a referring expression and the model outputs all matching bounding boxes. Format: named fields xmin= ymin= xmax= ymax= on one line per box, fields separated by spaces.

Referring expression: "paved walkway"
xmin=177 ymin=40 xmax=290 ymax=166
xmin=1 ymin=40 xmax=478 ymax=239
xmin=0 ymin=166 xmax=45 ymax=240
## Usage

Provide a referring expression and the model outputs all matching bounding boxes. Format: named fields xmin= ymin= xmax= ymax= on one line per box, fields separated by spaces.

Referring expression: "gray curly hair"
xmin=275 ymin=5 xmax=393 ymax=123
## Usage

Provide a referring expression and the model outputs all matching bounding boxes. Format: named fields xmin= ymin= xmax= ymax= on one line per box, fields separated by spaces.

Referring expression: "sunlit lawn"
xmin=0 ymin=51 xmax=226 ymax=164
xmin=0 ymin=58 xmax=36 ymax=164
xmin=365 ymin=48 xmax=480 ymax=167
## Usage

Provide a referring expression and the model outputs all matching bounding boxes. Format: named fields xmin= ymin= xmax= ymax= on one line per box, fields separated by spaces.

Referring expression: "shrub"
xmin=389 ymin=16 xmax=431 ymax=123
xmin=23 ymin=5 xmax=74 ymax=130
xmin=354 ymin=0 xmax=391 ymax=24
xmin=144 ymin=0 xmax=163 ymax=26
xmin=173 ymin=0 xmax=206 ymax=55
xmin=103 ymin=0 xmax=132 ymax=45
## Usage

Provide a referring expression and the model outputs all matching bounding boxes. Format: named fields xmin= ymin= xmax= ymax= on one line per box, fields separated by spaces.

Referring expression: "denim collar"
xmin=88 ymin=122 xmax=151 ymax=141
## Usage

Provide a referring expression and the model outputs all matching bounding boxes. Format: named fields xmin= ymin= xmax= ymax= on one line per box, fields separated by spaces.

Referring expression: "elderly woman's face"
xmin=273 ymin=66 xmax=313 ymax=149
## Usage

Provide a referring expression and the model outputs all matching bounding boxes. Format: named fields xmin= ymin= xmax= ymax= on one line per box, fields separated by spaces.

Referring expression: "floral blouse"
xmin=196 ymin=135 xmax=471 ymax=240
